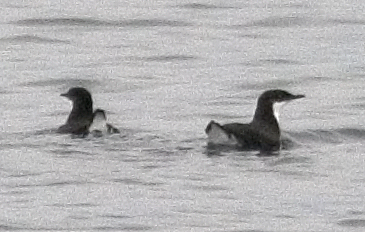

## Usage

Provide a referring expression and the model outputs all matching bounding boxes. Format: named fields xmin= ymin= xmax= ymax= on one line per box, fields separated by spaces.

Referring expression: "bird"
xmin=57 ymin=87 xmax=119 ymax=136
xmin=205 ymin=89 xmax=305 ymax=152
xmin=57 ymin=87 xmax=93 ymax=136
xmin=90 ymin=109 xmax=120 ymax=137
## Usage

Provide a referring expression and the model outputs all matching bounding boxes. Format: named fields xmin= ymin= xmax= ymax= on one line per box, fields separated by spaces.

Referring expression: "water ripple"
xmin=19 ymin=78 xmax=98 ymax=88
xmin=12 ymin=17 xmax=191 ymax=27
xmin=180 ymin=3 xmax=235 ymax=9
xmin=338 ymin=219 xmax=365 ymax=228
xmin=0 ymin=35 xmax=70 ymax=44
xmin=143 ymin=55 xmax=196 ymax=62
xmin=235 ymin=16 xmax=313 ymax=28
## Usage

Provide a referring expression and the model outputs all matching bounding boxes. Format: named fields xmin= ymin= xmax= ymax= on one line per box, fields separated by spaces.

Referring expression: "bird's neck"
xmin=73 ymin=100 xmax=92 ymax=113
xmin=252 ymin=99 xmax=280 ymax=132
xmin=67 ymin=99 xmax=93 ymax=121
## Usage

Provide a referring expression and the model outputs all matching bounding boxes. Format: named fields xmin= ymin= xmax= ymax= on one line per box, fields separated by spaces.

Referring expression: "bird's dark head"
xmin=61 ymin=87 xmax=92 ymax=102
xmin=61 ymin=87 xmax=93 ymax=114
xmin=259 ymin=89 xmax=305 ymax=104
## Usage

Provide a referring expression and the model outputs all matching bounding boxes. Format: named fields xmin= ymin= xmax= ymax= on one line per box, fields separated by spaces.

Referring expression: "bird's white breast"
xmin=273 ymin=102 xmax=288 ymax=123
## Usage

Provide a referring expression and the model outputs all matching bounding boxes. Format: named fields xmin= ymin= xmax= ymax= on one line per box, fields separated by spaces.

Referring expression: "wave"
xmin=233 ymin=16 xmax=365 ymax=29
xmin=0 ymin=35 xmax=69 ymax=44
xmin=179 ymin=3 xmax=235 ymax=9
xmin=286 ymin=127 xmax=365 ymax=144
xmin=12 ymin=17 xmax=191 ymax=27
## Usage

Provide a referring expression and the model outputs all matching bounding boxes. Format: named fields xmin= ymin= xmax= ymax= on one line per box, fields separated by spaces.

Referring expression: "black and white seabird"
xmin=57 ymin=87 xmax=119 ymax=136
xmin=205 ymin=89 xmax=305 ymax=152
xmin=90 ymin=109 xmax=120 ymax=137
xmin=57 ymin=87 xmax=94 ymax=135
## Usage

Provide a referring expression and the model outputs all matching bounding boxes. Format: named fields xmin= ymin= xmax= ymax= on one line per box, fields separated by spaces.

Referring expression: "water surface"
xmin=1 ymin=0 xmax=365 ymax=231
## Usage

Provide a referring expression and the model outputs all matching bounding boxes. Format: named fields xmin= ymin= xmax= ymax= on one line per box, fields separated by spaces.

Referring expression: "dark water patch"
xmin=338 ymin=219 xmax=365 ymax=227
xmin=287 ymin=128 xmax=365 ymax=144
xmin=112 ymin=178 xmax=163 ymax=186
xmin=216 ymin=194 xmax=237 ymax=200
xmin=142 ymin=148 xmax=174 ymax=155
xmin=20 ymin=78 xmax=98 ymax=88
xmin=8 ymin=171 xmax=49 ymax=178
xmin=13 ymin=17 xmax=190 ymax=27
xmin=207 ymin=100 xmax=247 ymax=107
xmin=94 ymin=225 xmax=151 ymax=231
xmin=118 ymin=156 xmax=140 ymax=163
xmin=7 ymin=180 xmax=89 ymax=188
xmin=255 ymin=151 xmax=280 ymax=157
xmin=235 ymin=17 xmax=365 ymax=29
xmin=0 ymin=224 xmax=72 ymax=231
xmin=237 ymin=75 xmax=333 ymax=91
xmin=278 ymin=170 xmax=312 ymax=177
xmin=261 ymin=59 xmax=302 ymax=65
xmin=269 ymin=2 xmax=313 ymax=9
xmin=136 ymin=134 xmax=164 ymax=141
xmin=143 ymin=55 xmax=196 ymax=62
xmin=52 ymin=202 xmax=97 ymax=208
xmin=331 ymin=19 xmax=365 ymax=25
xmin=13 ymin=17 xmax=108 ymax=26
xmin=348 ymin=210 xmax=365 ymax=215
xmin=237 ymin=78 xmax=303 ymax=91
xmin=175 ymin=146 xmax=194 ymax=151
xmin=287 ymin=130 xmax=342 ymax=144
xmin=181 ymin=137 xmax=206 ymax=143
xmin=0 ymin=190 xmax=29 ymax=195
xmin=11 ymin=199 xmax=29 ymax=204
xmin=0 ymin=35 xmax=70 ymax=44
xmin=106 ymin=147 xmax=129 ymax=152
xmin=234 ymin=16 xmax=313 ymax=28
xmin=124 ymin=19 xmax=190 ymax=27
xmin=242 ymin=59 xmax=302 ymax=66
xmin=2 ymin=3 xmax=32 ymax=9
xmin=352 ymin=103 xmax=365 ymax=109
xmin=33 ymin=129 xmax=58 ymax=135
xmin=307 ymin=76 xmax=332 ymax=80
xmin=69 ymin=215 xmax=89 ymax=220
xmin=142 ymin=165 xmax=160 ymax=169
xmin=45 ymin=180 xmax=89 ymax=187
xmin=0 ymin=143 xmax=45 ymax=150
xmin=186 ymin=184 xmax=229 ymax=191
xmin=101 ymin=214 xmax=132 ymax=219
xmin=223 ymin=230 xmax=266 ymax=232
xmin=204 ymin=144 xmax=239 ymax=157
xmin=238 ymin=33 xmax=267 ymax=39
xmin=276 ymin=214 xmax=296 ymax=219
xmin=127 ymin=75 xmax=155 ymax=80
xmin=281 ymin=135 xmax=301 ymax=150
xmin=335 ymin=128 xmax=365 ymax=139
xmin=0 ymin=89 xmax=15 ymax=94
xmin=267 ymin=156 xmax=312 ymax=167
xmin=0 ymin=225 xmax=23 ymax=231
xmin=50 ymin=149 xmax=93 ymax=156
xmin=180 ymin=3 xmax=235 ymax=9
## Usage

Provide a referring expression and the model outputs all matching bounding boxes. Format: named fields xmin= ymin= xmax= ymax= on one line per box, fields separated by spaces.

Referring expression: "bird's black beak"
xmin=292 ymin=94 xmax=305 ymax=100
xmin=60 ymin=92 xmax=68 ymax=97
xmin=280 ymin=93 xmax=305 ymax=102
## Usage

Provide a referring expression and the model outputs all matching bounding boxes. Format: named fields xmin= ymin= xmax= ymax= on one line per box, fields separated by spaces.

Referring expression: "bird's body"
xmin=57 ymin=87 xmax=119 ymax=136
xmin=205 ymin=89 xmax=305 ymax=152
xmin=57 ymin=87 xmax=93 ymax=136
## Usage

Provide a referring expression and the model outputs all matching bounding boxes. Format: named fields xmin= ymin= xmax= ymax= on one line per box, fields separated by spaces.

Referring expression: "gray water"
xmin=1 ymin=0 xmax=365 ymax=231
